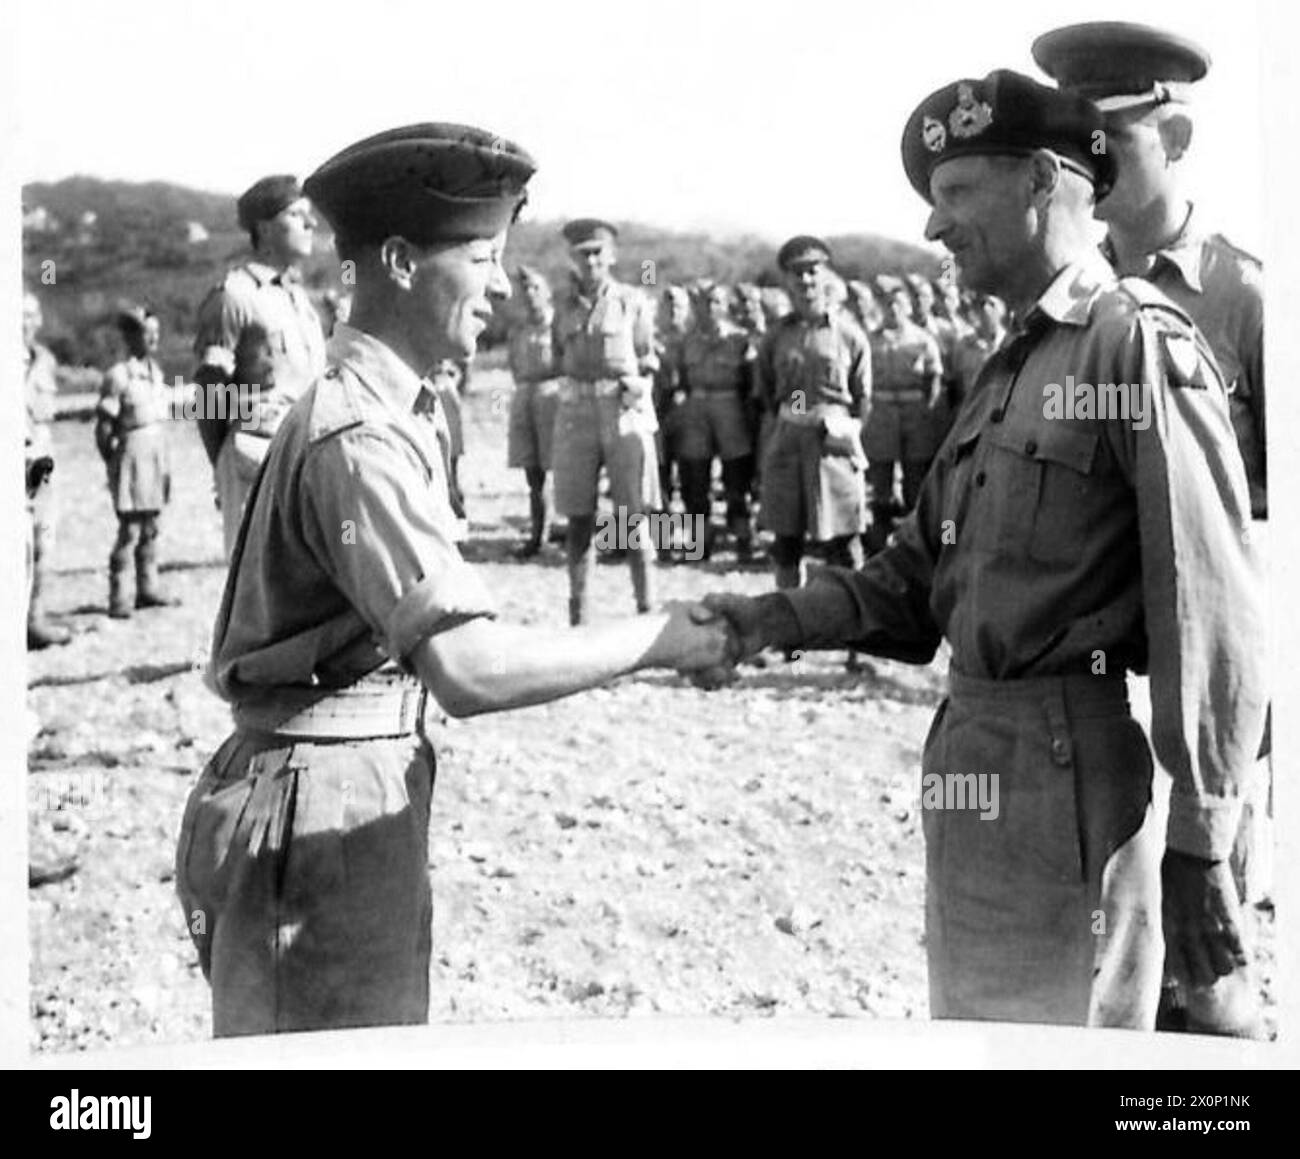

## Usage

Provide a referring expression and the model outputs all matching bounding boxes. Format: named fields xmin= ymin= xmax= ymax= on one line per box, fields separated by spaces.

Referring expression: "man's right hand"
xmin=696 ymin=593 xmax=768 ymax=661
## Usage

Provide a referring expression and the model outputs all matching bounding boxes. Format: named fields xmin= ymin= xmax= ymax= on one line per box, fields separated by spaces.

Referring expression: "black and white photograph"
xmin=5 ymin=0 xmax=1295 ymax=1077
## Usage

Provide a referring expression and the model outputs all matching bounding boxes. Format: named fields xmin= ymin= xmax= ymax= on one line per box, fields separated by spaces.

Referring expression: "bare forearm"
xmin=412 ymin=615 xmax=677 ymax=718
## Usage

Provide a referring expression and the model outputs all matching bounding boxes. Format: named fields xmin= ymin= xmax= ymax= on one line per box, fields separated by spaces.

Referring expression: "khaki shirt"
xmin=680 ymin=321 xmax=755 ymax=395
xmin=871 ymin=320 xmax=942 ymax=396
xmin=756 ymin=311 xmax=872 ymax=413
xmin=507 ymin=315 xmax=556 ymax=384
xmin=778 ymin=257 xmax=1267 ymax=860
xmin=208 ymin=324 xmax=496 ymax=702
xmin=553 ymin=279 xmax=658 ymax=383
xmin=24 ymin=342 xmax=59 ymax=458
xmin=98 ymin=356 xmax=169 ymax=431
xmin=192 ymin=260 xmax=327 ymax=436
xmin=950 ymin=331 xmax=1002 ymax=408
xmin=1102 ymin=209 xmax=1265 ymax=516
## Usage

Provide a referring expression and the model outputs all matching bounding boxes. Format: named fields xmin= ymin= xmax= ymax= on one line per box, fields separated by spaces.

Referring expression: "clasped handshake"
xmin=648 ymin=594 xmax=767 ymax=688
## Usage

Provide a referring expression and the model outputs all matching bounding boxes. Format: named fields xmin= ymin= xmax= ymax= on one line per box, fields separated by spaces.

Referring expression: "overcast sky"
xmin=8 ymin=0 xmax=1267 ymax=254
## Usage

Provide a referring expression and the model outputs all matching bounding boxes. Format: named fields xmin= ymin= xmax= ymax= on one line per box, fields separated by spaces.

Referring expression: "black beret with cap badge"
xmin=901 ymin=69 xmax=1115 ymax=203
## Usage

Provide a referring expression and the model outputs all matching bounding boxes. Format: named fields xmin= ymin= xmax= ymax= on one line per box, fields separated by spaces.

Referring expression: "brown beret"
xmin=304 ymin=123 xmax=536 ymax=246
xmin=901 ymin=69 xmax=1114 ymax=203
xmin=236 ymin=175 xmax=302 ymax=234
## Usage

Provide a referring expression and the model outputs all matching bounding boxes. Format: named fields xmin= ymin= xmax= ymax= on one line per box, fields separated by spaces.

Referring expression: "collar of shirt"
xmin=1101 ymin=202 xmax=1205 ymax=294
xmin=327 ymin=323 xmax=437 ymax=416
xmin=1017 ymin=252 xmax=1116 ymax=333
xmin=245 ymin=259 xmax=304 ymax=288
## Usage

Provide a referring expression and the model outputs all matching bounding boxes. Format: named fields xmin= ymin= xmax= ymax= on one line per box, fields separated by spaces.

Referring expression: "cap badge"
xmin=949 ymin=82 xmax=993 ymax=139
xmin=922 ymin=116 xmax=947 ymax=153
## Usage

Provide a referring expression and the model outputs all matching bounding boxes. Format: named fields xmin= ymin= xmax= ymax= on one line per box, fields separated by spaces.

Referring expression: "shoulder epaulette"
xmin=306 ymin=365 xmax=366 ymax=444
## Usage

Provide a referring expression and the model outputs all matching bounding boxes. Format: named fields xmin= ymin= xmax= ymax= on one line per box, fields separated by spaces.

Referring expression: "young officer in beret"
xmin=1035 ymin=19 xmax=1271 ymax=1037
xmin=174 ymin=124 xmax=733 ymax=1036
xmin=96 ymin=307 xmax=179 ymax=618
xmin=192 ymin=175 xmax=327 ymax=560
xmin=700 ymin=70 xmax=1266 ymax=1029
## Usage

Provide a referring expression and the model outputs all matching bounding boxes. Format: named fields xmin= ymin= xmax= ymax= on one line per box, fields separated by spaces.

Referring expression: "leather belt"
xmin=232 ymin=679 xmax=428 ymax=740
xmin=776 ymin=400 xmax=852 ymax=425
xmin=558 ymin=377 xmax=623 ymax=402
xmin=874 ymin=390 xmax=927 ymax=403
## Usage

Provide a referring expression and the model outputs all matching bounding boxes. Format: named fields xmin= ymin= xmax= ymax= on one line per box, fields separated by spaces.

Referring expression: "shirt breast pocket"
xmin=985 ymin=422 xmax=1100 ymax=565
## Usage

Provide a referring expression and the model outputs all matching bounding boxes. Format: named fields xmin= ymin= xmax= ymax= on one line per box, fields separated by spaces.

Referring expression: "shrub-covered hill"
xmin=23 ymin=176 xmax=939 ymax=384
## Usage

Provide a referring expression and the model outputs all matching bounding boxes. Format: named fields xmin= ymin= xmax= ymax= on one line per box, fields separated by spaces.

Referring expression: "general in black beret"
xmin=304 ymin=122 xmax=536 ymax=248
xmin=901 ymin=69 xmax=1114 ymax=203
xmin=236 ymin=175 xmax=303 ymax=237
xmin=777 ymin=235 xmax=832 ymax=270
xmin=1032 ymin=21 xmax=1211 ymax=111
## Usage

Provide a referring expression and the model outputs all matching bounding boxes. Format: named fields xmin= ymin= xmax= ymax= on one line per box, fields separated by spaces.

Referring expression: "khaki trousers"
xmin=176 ymin=727 xmax=436 ymax=1036
xmin=922 ymin=671 xmax=1163 ymax=1027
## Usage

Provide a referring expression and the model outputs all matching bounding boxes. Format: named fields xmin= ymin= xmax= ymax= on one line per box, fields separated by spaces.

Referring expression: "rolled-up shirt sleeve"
xmin=192 ymin=285 xmax=249 ymax=378
xmin=775 ymin=472 xmax=944 ymax=664
xmin=299 ymin=427 xmax=497 ymax=662
xmin=1112 ymin=313 xmax=1269 ymax=859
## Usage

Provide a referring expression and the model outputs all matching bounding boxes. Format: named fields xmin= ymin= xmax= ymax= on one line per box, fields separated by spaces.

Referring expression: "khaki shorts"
xmin=215 ymin=432 xmax=271 ymax=561
xmin=676 ymin=392 xmax=753 ymax=462
xmin=551 ymin=385 xmax=661 ymax=518
xmin=759 ymin=416 xmax=866 ymax=540
xmin=506 ymin=378 xmax=561 ymax=471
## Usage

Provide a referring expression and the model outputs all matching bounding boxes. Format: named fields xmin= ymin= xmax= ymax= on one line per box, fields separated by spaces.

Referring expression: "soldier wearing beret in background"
xmin=23 ymin=290 xmax=71 ymax=649
xmin=192 ymin=175 xmax=327 ymax=559
xmin=702 ymin=70 xmax=1266 ymax=1029
xmin=754 ymin=236 xmax=871 ymax=598
xmin=96 ymin=306 xmax=179 ymax=618
xmin=862 ymin=276 xmax=944 ymax=555
xmin=174 ymin=124 xmax=731 ymax=1036
xmin=505 ymin=265 xmax=561 ymax=557
xmin=1036 ymin=19 xmax=1271 ymax=1038
xmin=551 ymin=219 xmax=662 ymax=624
xmin=677 ymin=281 xmax=759 ymax=561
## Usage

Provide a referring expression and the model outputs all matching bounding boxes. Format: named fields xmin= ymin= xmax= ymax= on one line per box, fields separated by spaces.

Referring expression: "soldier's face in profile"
xmin=22 ymin=293 xmax=42 ymax=347
xmin=263 ymin=197 xmax=317 ymax=260
xmin=925 ymin=155 xmax=1032 ymax=296
xmin=142 ymin=316 xmax=161 ymax=355
xmin=913 ymin=281 xmax=934 ymax=315
xmin=409 ymin=230 xmax=510 ymax=364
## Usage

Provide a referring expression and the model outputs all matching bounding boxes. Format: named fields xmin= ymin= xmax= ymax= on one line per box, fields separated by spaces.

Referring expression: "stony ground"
xmin=27 ymin=367 xmax=1275 ymax=1052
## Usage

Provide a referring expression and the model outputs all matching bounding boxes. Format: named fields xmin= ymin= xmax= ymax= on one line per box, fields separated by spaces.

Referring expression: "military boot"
xmin=27 ymin=563 xmax=71 ymax=647
xmin=629 ymin=544 xmax=655 ymax=614
xmin=135 ymin=532 xmax=180 ymax=610
xmin=108 ymin=562 xmax=133 ymax=619
xmin=567 ymin=549 xmax=593 ymax=626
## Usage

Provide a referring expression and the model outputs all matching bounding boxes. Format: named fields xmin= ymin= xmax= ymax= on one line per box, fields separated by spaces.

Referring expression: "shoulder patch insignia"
xmin=1160 ymin=331 xmax=1206 ymax=389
